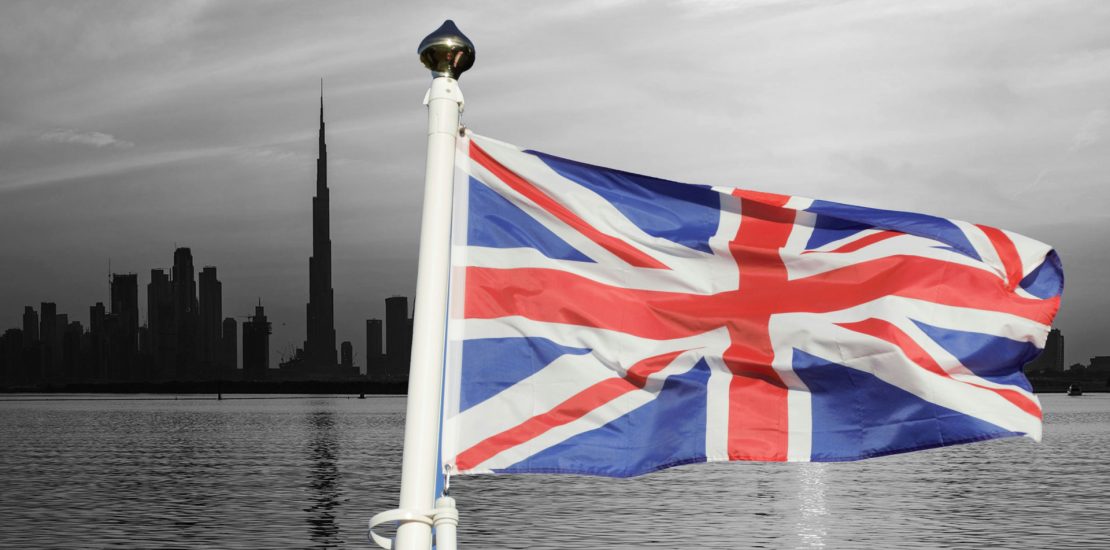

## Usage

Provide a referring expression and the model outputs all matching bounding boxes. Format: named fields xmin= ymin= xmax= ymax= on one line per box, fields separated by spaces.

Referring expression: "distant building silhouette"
xmin=341 ymin=341 xmax=353 ymax=370
xmin=172 ymin=248 xmax=199 ymax=379
xmin=221 ymin=317 xmax=237 ymax=372
xmin=148 ymin=268 xmax=173 ymax=379
xmin=137 ymin=325 xmax=150 ymax=362
xmin=39 ymin=302 xmax=57 ymax=380
xmin=89 ymin=302 xmax=106 ymax=379
xmin=198 ymin=266 xmax=222 ymax=371
xmin=366 ymin=318 xmax=384 ymax=380
xmin=0 ymin=328 xmax=21 ymax=387
xmin=62 ymin=320 xmax=81 ymax=379
xmin=21 ymin=306 xmax=38 ymax=347
xmin=1089 ymin=356 xmax=1110 ymax=376
xmin=301 ymin=84 xmax=338 ymax=373
xmin=110 ymin=273 xmax=139 ymax=379
xmin=1025 ymin=328 xmax=1064 ymax=373
xmin=51 ymin=313 xmax=68 ymax=379
xmin=242 ymin=303 xmax=271 ymax=380
xmin=385 ymin=296 xmax=411 ymax=380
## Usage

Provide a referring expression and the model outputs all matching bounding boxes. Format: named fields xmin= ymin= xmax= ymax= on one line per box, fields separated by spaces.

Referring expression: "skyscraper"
xmin=385 ymin=296 xmax=410 ymax=379
xmin=172 ymin=247 xmax=198 ymax=378
xmin=39 ymin=302 xmax=57 ymax=380
xmin=89 ymin=302 xmax=106 ymax=379
xmin=198 ymin=266 xmax=222 ymax=366
xmin=366 ymin=318 xmax=383 ymax=380
xmin=110 ymin=273 xmax=139 ymax=377
xmin=54 ymin=313 xmax=68 ymax=380
xmin=341 ymin=341 xmax=353 ymax=369
xmin=243 ymin=303 xmax=271 ymax=380
xmin=62 ymin=320 xmax=81 ymax=379
xmin=21 ymin=306 xmax=38 ymax=348
xmin=1025 ymin=327 xmax=1065 ymax=373
xmin=303 ymin=82 xmax=338 ymax=371
xmin=221 ymin=317 xmax=237 ymax=371
xmin=148 ymin=268 xmax=173 ymax=379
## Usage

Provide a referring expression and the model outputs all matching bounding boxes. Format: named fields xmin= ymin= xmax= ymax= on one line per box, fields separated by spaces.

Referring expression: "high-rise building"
xmin=1045 ymin=328 xmax=1064 ymax=372
xmin=137 ymin=326 xmax=150 ymax=358
xmin=0 ymin=329 xmax=22 ymax=387
xmin=221 ymin=317 xmax=237 ymax=371
xmin=110 ymin=273 xmax=139 ymax=366
xmin=39 ymin=302 xmax=57 ymax=380
xmin=172 ymin=248 xmax=199 ymax=378
xmin=1025 ymin=327 xmax=1064 ymax=373
xmin=385 ymin=296 xmax=410 ymax=379
xmin=89 ymin=302 xmax=106 ymax=379
xmin=303 ymin=83 xmax=338 ymax=371
xmin=366 ymin=318 xmax=383 ymax=380
xmin=341 ymin=341 xmax=353 ymax=369
xmin=198 ymin=266 xmax=222 ymax=365
xmin=89 ymin=303 xmax=105 ymax=335
xmin=53 ymin=314 xmax=68 ymax=380
xmin=21 ymin=306 xmax=38 ymax=348
xmin=148 ymin=268 xmax=173 ymax=379
xmin=62 ymin=320 xmax=81 ymax=379
xmin=242 ymin=303 xmax=271 ymax=379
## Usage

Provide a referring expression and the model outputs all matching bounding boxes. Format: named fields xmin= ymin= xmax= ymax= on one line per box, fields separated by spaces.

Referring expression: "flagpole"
xmin=390 ymin=20 xmax=474 ymax=550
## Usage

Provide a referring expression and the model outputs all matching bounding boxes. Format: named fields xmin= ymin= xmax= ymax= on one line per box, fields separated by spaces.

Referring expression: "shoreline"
xmin=0 ymin=379 xmax=407 ymax=395
xmin=0 ymin=379 xmax=1104 ymax=396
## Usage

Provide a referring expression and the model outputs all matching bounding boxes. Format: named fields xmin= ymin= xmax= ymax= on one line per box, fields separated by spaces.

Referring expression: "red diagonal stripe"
xmin=455 ymin=350 xmax=686 ymax=471
xmin=976 ymin=224 xmax=1023 ymax=291
xmin=470 ymin=141 xmax=669 ymax=270
xmin=777 ymin=255 xmax=1058 ymax=324
xmin=836 ymin=318 xmax=1042 ymax=420
xmin=802 ymin=230 xmax=901 ymax=254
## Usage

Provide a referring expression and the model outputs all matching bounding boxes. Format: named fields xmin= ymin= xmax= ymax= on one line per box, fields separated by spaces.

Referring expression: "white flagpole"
xmin=390 ymin=20 xmax=474 ymax=550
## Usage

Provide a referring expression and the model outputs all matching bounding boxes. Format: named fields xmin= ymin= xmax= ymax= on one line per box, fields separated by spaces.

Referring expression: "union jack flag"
xmin=440 ymin=132 xmax=1063 ymax=478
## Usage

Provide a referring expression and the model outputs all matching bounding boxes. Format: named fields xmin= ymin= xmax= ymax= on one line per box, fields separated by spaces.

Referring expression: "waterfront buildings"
xmin=1025 ymin=328 xmax=1065 ymax=373
xmin=199 ymin=266 xmax=223 ymax=368
xmin=242 ymin=303 xmax=271 ymax=380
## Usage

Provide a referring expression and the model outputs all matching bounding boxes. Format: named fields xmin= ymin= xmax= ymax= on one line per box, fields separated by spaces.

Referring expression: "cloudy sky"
xmin=1 ymin=0 xmax=1107 ymax=367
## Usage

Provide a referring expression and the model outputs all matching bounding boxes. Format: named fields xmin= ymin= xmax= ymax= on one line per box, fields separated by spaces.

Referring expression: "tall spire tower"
xmin=304 ymin=79 xmax=337 ymax=369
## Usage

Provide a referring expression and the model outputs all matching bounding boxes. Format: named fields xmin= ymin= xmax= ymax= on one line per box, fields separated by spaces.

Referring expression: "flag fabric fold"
xmin=440 ymin=131 xmax=1062 ymax=478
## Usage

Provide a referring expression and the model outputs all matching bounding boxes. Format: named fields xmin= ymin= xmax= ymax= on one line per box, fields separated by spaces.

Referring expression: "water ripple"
xmin=1 ymin=394 xmax=1108 ymax=548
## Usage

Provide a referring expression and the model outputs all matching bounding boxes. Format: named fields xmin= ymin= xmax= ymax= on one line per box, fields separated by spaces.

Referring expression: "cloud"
xmin=38 ymin=128 xmax=134 ymax=149
xmin=1071 ymin=108 xmax=1108 ymax=151
xmin=235 ymin=145 xmax=312 ymax=165
xmin=1 ymin=145 xmax=232 ymax=192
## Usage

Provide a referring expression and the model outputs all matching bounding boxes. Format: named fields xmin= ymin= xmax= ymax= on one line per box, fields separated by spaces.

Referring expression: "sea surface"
xmin=0 ymin=393 xmax=1107 ymax=549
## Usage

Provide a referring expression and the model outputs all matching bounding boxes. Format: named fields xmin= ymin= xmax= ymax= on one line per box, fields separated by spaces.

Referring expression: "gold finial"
xmin=418 ymin=20 xmax=475 ymax=79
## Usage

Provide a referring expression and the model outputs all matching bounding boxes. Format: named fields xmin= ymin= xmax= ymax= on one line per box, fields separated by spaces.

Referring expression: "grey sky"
xmin=1 ymin=0 xmax=1107 ymax=367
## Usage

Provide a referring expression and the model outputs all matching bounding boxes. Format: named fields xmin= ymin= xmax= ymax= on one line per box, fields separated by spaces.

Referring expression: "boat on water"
xmin=1067 ymin=383 xmax=1083 ymax=396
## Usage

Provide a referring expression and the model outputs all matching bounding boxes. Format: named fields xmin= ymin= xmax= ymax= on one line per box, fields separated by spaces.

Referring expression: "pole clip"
xmin=368 ymin=498 xmax=459 ymax=550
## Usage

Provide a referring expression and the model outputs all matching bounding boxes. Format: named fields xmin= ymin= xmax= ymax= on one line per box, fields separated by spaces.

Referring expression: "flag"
xmin=439 ymin=132 xmax=1063 ymax=478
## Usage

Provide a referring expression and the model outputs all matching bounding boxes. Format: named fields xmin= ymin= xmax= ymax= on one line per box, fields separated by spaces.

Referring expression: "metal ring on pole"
xmin=368 ymin=501 xmax=460 ymax=550
xmin=368 ymin=508 xmax=434 ymax=549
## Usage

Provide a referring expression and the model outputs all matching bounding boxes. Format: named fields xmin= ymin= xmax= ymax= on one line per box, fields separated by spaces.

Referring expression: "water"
xmin=0 ymin=394 xmax=1107 ymax=549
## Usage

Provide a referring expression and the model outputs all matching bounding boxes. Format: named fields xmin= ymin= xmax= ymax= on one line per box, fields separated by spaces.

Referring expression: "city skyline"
xmin=0 ymin=243 xmax=417 ymax=385
xmin=0 ymin=88 xmax=417 ymax=385
xmin=0 ymin=88 xmax=416 ymax=373
xmin=1 ymin=2 xmax=1108 ymax=366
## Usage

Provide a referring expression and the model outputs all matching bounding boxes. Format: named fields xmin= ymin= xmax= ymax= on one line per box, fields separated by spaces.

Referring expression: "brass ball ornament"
xmin=418 ymin=20 xmax=475 ymax=79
